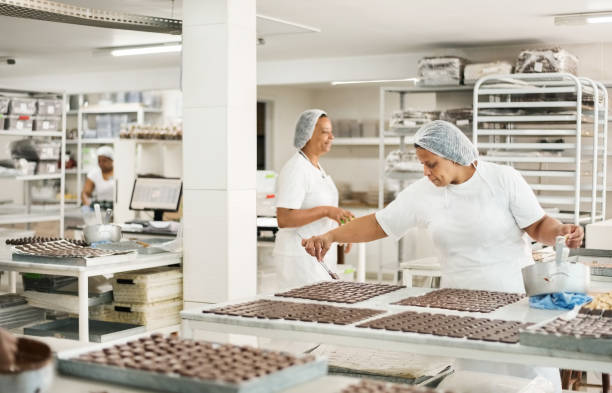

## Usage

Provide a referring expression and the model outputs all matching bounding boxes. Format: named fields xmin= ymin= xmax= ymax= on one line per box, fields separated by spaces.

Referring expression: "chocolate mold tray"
xmin=58 ymin=334 xmax=327 ymax=393
xmin=357 ymin=311 xmax=524 ymax=344
xmin=275 ymin=281 xmax=405 ymax=304
xmin=519 ymin=308 xmax=612 ymax=356
xmin=393 ymin=288 xmax=524 ymax=313
xmin=204 ymin=299 xmax=384 ymax=325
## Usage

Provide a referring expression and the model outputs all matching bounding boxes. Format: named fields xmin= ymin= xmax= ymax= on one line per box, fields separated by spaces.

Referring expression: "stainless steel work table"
xmin=181 ymin=287 xmax=612 ymax=373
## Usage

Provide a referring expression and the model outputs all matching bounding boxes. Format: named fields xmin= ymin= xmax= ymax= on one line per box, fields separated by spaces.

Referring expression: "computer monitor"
xmin=129 ymin=176 xmax=183 ymax=221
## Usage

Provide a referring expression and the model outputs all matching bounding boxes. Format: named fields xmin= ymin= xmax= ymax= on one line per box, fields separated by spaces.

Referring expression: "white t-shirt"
xmin=274 ymin=151 xmax=339 ymax=257
xmin=376 ymin=161 xmax=544 ymax=293
xmin=87 ymin=167 xmax=114 ymax=202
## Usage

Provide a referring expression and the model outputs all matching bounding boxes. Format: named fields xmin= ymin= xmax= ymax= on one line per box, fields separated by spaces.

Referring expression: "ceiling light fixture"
xmin=586 ymin=15 xmax=612 ymax=24
xmin=555 ymin=11 xmax=612 ymax=26
xmin=331 ymin=77 xmax=419 ymax=86
xmin=110 ymin=43 xmax=182 ymax=57
xmin=102 ymin=37 xmax=265 ymax=57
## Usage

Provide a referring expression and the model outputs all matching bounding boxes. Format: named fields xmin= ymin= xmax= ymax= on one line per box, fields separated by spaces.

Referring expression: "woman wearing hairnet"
xmin=81 ymin=145 xmax=114 ymax=208
xmin=274 ymin=109 xmax=354 ymax=290
xmin=302 ymin=120 xmax=583 ymax=391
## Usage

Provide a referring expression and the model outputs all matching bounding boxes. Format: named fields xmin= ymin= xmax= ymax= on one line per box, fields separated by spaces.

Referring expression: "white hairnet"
xmin=414 ymin=120 xmax=478 ymax=166
xmin=97 ymin=146 xmax=114 ymax=160
xmin=294 ymin=109 xmax=327 ymax=149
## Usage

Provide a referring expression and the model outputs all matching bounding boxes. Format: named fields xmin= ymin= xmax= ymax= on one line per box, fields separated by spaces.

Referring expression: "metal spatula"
xmin=296 ymin=231 xmax=339 ymax=280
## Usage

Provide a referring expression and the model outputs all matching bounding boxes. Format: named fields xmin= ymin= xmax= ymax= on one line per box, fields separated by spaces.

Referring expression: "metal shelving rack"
xmin=70 ymin=101 xmax=161 ymax=206
xmin=0 ymin=88 xmax=66 ymax=235
xmin=473 ymin=73 xmax=608 ymax=225
xmin=377 ymin=85 xmax=472 ymax=282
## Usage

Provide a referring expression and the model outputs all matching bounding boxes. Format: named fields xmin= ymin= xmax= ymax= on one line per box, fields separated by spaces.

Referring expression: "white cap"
xmin=96 ymin=146 xmax=114 ymax=160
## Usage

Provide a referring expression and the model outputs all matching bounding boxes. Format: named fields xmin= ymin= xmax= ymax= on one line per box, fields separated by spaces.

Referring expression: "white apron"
xmin=273 ymin=152 xmax=339 ymax=291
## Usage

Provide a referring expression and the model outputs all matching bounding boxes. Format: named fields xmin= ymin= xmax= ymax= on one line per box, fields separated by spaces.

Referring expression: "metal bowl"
xmin=83 ymin=224 xmax=122 ymax=243
xmin=0 ymin=337 xmax=55 ymax=393
xmin=522 ymin=261 xmax=590 ymax=297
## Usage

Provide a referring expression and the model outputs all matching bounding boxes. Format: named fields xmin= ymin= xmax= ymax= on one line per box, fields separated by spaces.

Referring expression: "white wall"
xmin=257 ymin=86 xmax=314 ymax=171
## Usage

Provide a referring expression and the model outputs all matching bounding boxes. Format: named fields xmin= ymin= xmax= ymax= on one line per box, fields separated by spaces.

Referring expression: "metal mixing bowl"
xmin=83 ymin=224 xmax=122 ymax=243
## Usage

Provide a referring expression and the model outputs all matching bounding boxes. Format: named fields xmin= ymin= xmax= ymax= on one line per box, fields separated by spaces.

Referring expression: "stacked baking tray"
xmin=0 ymin=294 xmax=45 ymax=329
xmin=92 ymin=267 xmax=183 ymax=329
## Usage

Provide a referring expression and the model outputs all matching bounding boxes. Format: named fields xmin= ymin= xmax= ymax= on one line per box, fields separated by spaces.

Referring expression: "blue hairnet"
xmin=414 ymin=120 xmax=478 ymax=166
xmin=294 ymin=109 xmax=327 ymax=149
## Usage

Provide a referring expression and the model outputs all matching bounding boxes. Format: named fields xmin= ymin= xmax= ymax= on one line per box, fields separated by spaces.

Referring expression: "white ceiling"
xmin=2 ymin=0 xmax=612 ymax=77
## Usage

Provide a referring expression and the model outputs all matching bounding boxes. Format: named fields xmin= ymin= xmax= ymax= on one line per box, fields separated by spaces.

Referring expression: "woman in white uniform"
xmin=301 ymin=120 xmax=583 ymax=391
xmin=81 ymin=146 xmax=114 ymax=207
xmin=274 ymin=109 xmax=354 ymax=290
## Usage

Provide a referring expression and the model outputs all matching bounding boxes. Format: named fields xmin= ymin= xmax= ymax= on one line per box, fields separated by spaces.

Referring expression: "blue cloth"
xmin=529 ymin=292 xmax=592 ymax=310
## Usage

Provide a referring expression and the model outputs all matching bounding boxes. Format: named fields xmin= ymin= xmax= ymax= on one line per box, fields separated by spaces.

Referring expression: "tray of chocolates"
xmin=5 ymin=236 xmax=89 ymax=246
xmin=357 ymin=311 xmax=525 ymax=344
xmin=58 ymin=333 xmax=327 ymax=393
xmin=392 ymin=288 xmax=524 ymax=313
xmin=203 ymin=299 xmax=384 ymax=325
xmin=519 ymin=308 xmax=612 ymax=355
xmin=275 ymin=281 xmax=405 ymax=304
xmin=11 ymin=240 xmax=136 ymax=266
xmin=340 ymin=379 xmax=454 ymax=393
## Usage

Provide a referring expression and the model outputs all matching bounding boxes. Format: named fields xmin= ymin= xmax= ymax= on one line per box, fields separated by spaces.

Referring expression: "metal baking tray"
xmin=519 ymin=314 xmax=612 ymax=356
xmin=24 ymin=318 xmax=145 ymax=343
xmin=57 ymin=344 xmax=327 ymax=393
xmin=12 ymin=251 xmax=137 ymax=266
xmin=94 ymin=239 xmax=169 ymax=255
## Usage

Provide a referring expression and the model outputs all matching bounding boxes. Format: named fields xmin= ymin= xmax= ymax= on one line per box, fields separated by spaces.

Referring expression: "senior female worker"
xmin=273 ymin=109 xmax=354 ymax=290
xmin=302 ymin=120 xmax=583 ymax=391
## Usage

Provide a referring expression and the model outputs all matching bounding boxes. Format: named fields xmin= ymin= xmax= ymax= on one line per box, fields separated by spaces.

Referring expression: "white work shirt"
xmin=273 ymin=151 xmax=339 ymax=289
xmin=376 ymin=161 xmax=544 ymax=293
xmin=87 ymin=167 xmax=114 ymax=202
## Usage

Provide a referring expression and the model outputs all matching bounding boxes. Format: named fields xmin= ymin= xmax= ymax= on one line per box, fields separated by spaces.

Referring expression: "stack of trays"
xmin=93 ymin=267 xmax=183 ymax=330
xmin=0 ymin=294 xmax=45 ymax=329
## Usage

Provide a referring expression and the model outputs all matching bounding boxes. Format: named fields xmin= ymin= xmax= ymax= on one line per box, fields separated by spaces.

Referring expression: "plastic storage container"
xmin=34 ymin=142 xmax=61 ymax=160
xmin=9 ymin=98 xmax=37 ymax=115
xmin=34 ymin=116 xmax=61 ymax=131
xmin=92 ymin=298 xmax=182 ymax=330
xmin=37 ymin=99 xmax=62 ymax=116
xmin=5 ymin=115 xmax=33 ymax=131
xmin=112 ymin=267 xmax=182 ymax=304
xmin=0 ymin=96 xmax=9 ymax=114
xmin=36 ymin=161 xmax=59 ymax=175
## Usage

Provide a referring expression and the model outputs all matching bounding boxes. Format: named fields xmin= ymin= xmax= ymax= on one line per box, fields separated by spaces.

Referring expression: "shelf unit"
xmin=473 ymin=73 xmax=608 ymax=225
xmin=0 ymin=88 xmax=66 ymax=236
xmin=70 ymin=101 xmax=163 ymax=206
xmin=376 ymin=85 xmax=473 ymax=282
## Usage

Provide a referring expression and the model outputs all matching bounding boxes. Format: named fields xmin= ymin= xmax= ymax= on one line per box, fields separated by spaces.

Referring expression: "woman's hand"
xmin=560 ymin=224 xmax=584 ymax=248
xmin=325 ymin=207 xmax=355 ymax=225
xmin=344 ymin=243 xmax=353 ymax=254
xmin=302 ymin=233 xmax=334 ymax=262
xmin=0 ymin=328 xmax=17 ymax=372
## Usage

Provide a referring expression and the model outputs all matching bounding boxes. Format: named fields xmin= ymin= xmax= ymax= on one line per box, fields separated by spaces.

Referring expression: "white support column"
xmin=182 ymin=0 xmax=257 ymax=303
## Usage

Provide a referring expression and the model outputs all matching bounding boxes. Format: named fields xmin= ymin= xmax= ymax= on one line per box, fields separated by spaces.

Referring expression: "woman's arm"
xmin=302 ymin=213 xmax=387 ymax=261
xmin=276 ymin=206 xmax=354 ymax=228
xmin=81 ymin=178 xmax=95 ymax=206
xmin=523 ymin=215 xmax=583 ymax=248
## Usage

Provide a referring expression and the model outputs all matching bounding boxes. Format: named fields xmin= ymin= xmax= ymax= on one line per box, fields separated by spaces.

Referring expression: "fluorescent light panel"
xmin=331 ymin=77 xmax=418 ymax=86
xmin=111 ymin=44 xmax=182 ymax=57
xmin=555 ymin=11 xmax=612 ymax=26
